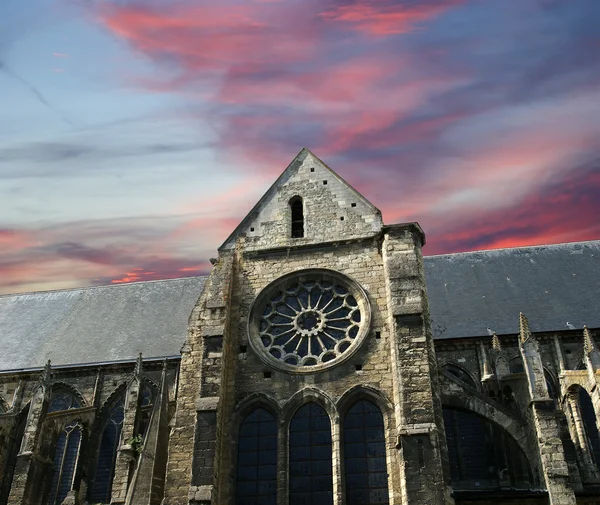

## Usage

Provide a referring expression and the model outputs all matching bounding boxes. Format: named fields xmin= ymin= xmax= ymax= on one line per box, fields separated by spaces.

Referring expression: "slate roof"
xmin=0 ymin=277 xmax=206 ymax=372
xmin=1 ymin=241 xmax=598 ymax=372
xmin=424 ymin=240 xmax=600 ymax=340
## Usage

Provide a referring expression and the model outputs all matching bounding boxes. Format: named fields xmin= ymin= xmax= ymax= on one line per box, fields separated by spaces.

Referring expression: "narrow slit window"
xmin=290 ymin=197 xmax=304 ymax=238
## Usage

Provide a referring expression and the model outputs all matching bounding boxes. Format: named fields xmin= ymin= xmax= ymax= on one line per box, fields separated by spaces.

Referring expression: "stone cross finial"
xmin=492 ymin=332 xmax=501 ymax=352
xmin=583 ymin=325 xmax=597 ymax=355
xmin=519 ymin=312 xmax=532 ymax=343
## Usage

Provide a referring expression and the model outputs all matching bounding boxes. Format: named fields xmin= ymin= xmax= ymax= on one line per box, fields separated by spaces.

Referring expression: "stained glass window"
xmin=90 ymin=396 xmax=125 ymax=503
xmin=48 ymin=391 xmax=81 ymax=413
xmin=47 ymin=422 xmax=82 ymax=505
xmin=236 ymin=408 xmax=277 ymax=505
xmin=443 ymin=407 xmax=533 ymax=490
xmin=289 ymin=403 xmax=333 ymax=505
xmin=343 ymin=400 xmax=389 ymax=505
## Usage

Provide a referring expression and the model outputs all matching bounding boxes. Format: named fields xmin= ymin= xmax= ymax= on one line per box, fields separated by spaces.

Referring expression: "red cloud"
xmin=0 ymin=229 xmax=37 ymax=253
xmin=98 ymin=1 xmax=321 ymax=78
xmin=422 ymin=162 xmax=600 ymax=255
xmin=321 ymin=0 xmax=467 ymax=35
xmin=108 ymin=261 xmax=210 ymax=285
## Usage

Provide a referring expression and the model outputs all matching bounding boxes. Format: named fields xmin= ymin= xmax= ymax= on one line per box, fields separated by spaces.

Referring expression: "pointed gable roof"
xmin=219 ymin=148 xmax=382 ymax=251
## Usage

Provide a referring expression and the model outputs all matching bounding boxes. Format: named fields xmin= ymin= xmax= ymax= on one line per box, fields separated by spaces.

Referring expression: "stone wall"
xmin=0 ymin=358 xmax=178 ymax=505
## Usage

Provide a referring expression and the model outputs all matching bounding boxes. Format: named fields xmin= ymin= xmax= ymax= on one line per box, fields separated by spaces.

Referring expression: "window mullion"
xmin=332 ymin=413 xmax=343 ymax=505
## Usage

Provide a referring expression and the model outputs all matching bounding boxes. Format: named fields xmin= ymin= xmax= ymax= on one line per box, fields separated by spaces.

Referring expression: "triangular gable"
xmin=219 ymin=148 xmax=382 ymax=251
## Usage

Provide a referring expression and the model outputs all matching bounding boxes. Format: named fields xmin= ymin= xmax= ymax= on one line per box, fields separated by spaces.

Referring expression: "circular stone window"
xmin=248 ymin=269 xmax=371 ymax=373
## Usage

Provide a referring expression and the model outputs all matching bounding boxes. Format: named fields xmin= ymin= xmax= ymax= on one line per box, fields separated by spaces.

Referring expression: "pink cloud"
xmin=53 ymin=52 xmax=69 ymax=57
xmin=320 ymin=0 xmax=467 ymax=35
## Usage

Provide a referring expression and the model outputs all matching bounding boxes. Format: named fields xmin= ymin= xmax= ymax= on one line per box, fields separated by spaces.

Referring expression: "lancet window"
xmin=90 ymin=394 xmax=125 ymax=503
xmin=236 ymin=408 xmax=277 ymax=505
xmin=47 ymin=421 xmax=83 ymax=505
xmin=343 ymin=400 xmax=389 ymax=505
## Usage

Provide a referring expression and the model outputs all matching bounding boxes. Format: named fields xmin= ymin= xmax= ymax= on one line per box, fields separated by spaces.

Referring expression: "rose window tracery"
xmin=248 ymin=269 xmax=371 ymax=373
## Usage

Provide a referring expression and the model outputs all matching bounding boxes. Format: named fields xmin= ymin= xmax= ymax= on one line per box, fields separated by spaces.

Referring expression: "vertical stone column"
xmin=7 ymin=362 xmax=52 ymax=505
xmin=382 ymin=224 xmax=453 ymax=505
xmin=519 ymin=313 xmax=576 ymax=505
xmin=162 ymin=252 xmax=235 ymax=505
xmin=111 ymin=355 xmax=143 ymax=504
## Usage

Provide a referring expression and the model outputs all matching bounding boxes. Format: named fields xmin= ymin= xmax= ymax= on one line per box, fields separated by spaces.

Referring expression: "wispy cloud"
xmin=1 ymin=0 xmax=599 ymax=293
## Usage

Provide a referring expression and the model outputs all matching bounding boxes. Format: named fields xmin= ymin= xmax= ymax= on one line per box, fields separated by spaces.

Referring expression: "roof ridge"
xmin=0 ymin=275 xmax=208 ymax=299
xmin=424 ymin=239 xmax=600 ymax=258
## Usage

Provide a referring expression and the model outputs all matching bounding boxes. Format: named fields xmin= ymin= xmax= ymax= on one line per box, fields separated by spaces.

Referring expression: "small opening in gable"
xmin=263 ymin=371 xmax=272 ymax=379
xmin=351 ymin=202 xmax=357 ymax=207
xmin=323 ymin=180 xmax=327 ymax=185
xmin=355 ymin=364 xmax=362 ymax=371
xmin=290 ymin=196 xmax=304 ymax=238
xmin=310 ymin=167 xmax=315 ymax=172
xmin=340 ymin=216 xmax=344 ymax=221
xmin=250 ymin=227 xmax=254 ymax=232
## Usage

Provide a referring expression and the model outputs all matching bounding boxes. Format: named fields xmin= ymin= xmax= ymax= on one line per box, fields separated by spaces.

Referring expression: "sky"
xmin=1 ymin=0 xmax=599 ymax=295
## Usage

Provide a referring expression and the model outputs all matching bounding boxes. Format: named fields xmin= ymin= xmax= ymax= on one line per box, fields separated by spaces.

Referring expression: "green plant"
xmin=127 ymin=434 xmax=144 ymax=454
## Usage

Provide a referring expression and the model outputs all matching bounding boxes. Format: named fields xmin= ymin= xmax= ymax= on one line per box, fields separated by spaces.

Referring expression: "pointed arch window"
xmin=289 ymin=403 xmax=333 ymax=505
xmin=90 ymin=395 xmax=125 ymax=503
xmin=48 ymin=390 xmax=82 ymax=413
xmin=444 ymin=364 xmax=477 ymax=389
xmin=443 ymin=407 xmax=533 ymax=490
xmin=236 ymin=408 xmax=277 ymax=505
xmin=136 ymin=383 xmax=155 ymax=439
xmin=290 ymin=196 xmax=304 ymax=238
xmin=343 ymin=400 xmax=389 ymax=505
xmin=47 ymin=421 xmax=83 ymax=505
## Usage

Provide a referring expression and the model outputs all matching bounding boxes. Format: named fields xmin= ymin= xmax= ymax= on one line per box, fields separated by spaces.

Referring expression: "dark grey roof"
xmin=0 ymin=277 xmax=206 ymax=371
xmin=424 ymin=240 xmax=600 ymax=340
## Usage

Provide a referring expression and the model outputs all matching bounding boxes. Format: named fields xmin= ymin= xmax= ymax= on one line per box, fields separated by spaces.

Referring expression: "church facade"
xmin=1 ymin=149 xmax=599 ymax=505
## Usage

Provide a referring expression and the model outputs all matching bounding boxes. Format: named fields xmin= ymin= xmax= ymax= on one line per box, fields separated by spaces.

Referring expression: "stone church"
xmin=1 ymin=149 xmax=600 ymax=505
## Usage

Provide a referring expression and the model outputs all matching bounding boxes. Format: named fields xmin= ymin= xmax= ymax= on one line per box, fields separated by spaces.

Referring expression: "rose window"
xmin=248 ymin=269 xmax=371 ymax=373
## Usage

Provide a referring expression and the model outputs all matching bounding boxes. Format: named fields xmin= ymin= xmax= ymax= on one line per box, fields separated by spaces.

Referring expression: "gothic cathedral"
xmin=1 ymin=149 xmax=599 ymax=505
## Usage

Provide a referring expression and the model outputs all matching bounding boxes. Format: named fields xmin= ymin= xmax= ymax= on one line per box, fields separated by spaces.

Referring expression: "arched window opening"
xmin=136 ymin=383 xmax=155 ymax=439
xmin=289 ymin=403 xmax=333 ymax=505
xmin=90 ymin=395 xmax=125 ymax=503
xmin=290 ymin=197 xmax=304 ymax=238
xmin=48 ymin=390 xmax=82 ymax=413
xmin=545 ymin=371 xmax=557 ymax=401
xmin=236 ymin=408 xmax=277 ymax=505
xmin=0 ymin=408 xmax=27 ymax=505
xmin=508 ymin=357 xmax=524 ymax=374
xmin=47 ymin=421 xmax=83 ymax=505
xmin=578 ymin=388 xmax=600 ymax=467
xmin=444 ymin=364 xmax=477 ymax=389
xmin=343 ymin=400 xmax=389 ymax=505
xmin=443 ymin=407 xmax=533 ymax=491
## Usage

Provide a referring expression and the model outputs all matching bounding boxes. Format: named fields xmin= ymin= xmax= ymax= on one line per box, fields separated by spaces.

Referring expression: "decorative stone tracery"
xmin=248 ymin=269 xmax=371 ymax=373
